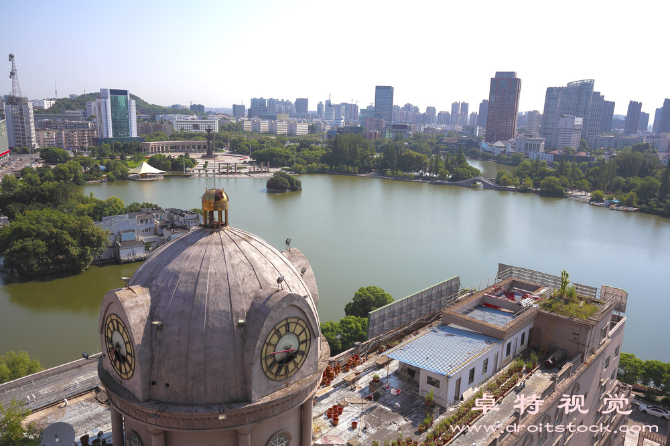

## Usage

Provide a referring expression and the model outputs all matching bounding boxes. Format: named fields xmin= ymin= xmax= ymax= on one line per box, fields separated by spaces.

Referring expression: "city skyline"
xmin=2 ymin=0 xmax=668 ymax=117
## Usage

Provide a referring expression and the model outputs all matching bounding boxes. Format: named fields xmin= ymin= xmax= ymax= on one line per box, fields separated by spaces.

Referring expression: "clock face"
xmin=261 ymin=317 xmax=311 ymax=380
xmin=104 ymin=313 xmax=135 ymax=379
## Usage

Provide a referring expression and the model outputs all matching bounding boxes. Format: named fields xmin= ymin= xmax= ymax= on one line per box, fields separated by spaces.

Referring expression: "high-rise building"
xmin=0 ymin=119 xmax=8 ymax=154
xmin=478 ymin=100 xmax=489 ymax=129
xmin=600 ymin=101 xmax=615 ymax=133
xmin=96 ymin=89 xmax=137 ymax=139
xmin=189 ymin=104 xmax=205 ymax=113
xmin=374 ymin=86 xmax=394 ymax=122
xmin=461 ymin=102 xmax=469 ymax=119
xmin=526 ymin=110 xmax=542 ymax=134
xmin=250 ymin=98 xmax=268 ymax=118
xmin=557 ymin=115 xmax=583 ymax=150
xmin=469 ymin=112 xmax=478 ymax=127
xmin=660 ymin=99 xmax=670 ymax=134
xmin=638 ymin=112 xmax=649 ymax=132
xmin=516 ymin=112 xmax=527 ymax=129
xmin=451 ymin=102 xmax=460 ymax=117
xmin=4 ymin=96 xmax=37 ymax=150
xmin=485 ymin=72 xmax=521 ymax=143
xmin=541 ymin=80 xmax=602 ymax=149
xmin=652 ymin=107 xmax=663 ymax=133
xmin=232 ymin=104 xmax=246 ymax=119
xmin=426 ymin=106 xmax=436 ymax=124
xmin=295 ymin=98 xmax=308 ymax=114
xmin=317 ymin=101 xmax=324 ymax=119
xmin=267 ymin=98 xmax=278 ymax=114
xmin=324 ymin=100 xmax=334 ymax=121
xmin=624 ymin=101 xmax=642 ymax=135
xmin=587 ymin=92 xmax=604 ymax=140
xmin=437 ymin=111 xmax=450 ymax=124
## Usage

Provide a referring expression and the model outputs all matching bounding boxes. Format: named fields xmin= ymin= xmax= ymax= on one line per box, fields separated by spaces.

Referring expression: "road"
xmin=0 ymin=153 xmax=41 ymax=177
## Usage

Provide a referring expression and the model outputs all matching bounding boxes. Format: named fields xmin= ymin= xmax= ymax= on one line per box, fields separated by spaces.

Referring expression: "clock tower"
xmin=98 ymin=188 xmax=327 ymax=446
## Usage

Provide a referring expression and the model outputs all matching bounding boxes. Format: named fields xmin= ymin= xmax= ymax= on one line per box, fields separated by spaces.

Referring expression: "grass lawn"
xmin=125 ymin=160 xmax=143 ymax=169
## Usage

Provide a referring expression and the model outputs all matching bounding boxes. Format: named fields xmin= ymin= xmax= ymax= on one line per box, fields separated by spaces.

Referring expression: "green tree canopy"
xmin=320 ymin=316 xmax=368 ymax=355
xmin=266 ymin=172 xmax=301 ymax=191
xmin=39 ymin=147 xmax=69 ymax=164
xmin=0 ymin=399 xmax=42 ymax=446
xmin=344 ymin=286 xmax=394 ymax=318
xmin=0 ymin=351 xmax=43 ymax=384
xmin=0 ymin=209 xmax=109 ymax=273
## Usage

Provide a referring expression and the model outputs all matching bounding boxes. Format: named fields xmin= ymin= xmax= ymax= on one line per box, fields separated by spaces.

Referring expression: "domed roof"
xmin=122 ymin=226 xmax=320 ymax=406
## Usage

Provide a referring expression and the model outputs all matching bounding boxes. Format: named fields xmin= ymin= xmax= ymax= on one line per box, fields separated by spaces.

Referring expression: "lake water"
xmin=1 ymin=160 xmax=669 ymax=368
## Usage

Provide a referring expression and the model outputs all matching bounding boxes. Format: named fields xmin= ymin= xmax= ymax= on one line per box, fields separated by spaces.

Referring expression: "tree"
xmin=623 ymin=191 xmax=637 ymax=207
xmin=659 ymin=166 xmax=670 ymax=201
xmin=320 ymin=316 xmax=368 ymax=355
xmin=53 ymin=164 xmax=72 ymax=182
xmin=510 ymin=153 xmax=524 ymax=166
xmin=39 ymin=147 xmax=69 ymax=164
xmin=540 ymin=177 xmax=565 ymax=197
xmin=618 ymin=353 xmax=644 ymax=385
xmin=308 ymin=124 xmax=317 ymax=134
xmin=344 ymin=286 xmax=393 ymax=318
xmin=266 ymin=171 xmax=301 ymax=191
xmin=0 ymin=209 xmax=109 ymax=273
xmin=1 ymin=175 xmax=19 ymax=193
xmin=590 ymin=190 xmax=605 ymax=202
xmin=0 ymin=351 xmax=43 ymax=384
xmin=635 ymin=176 xmax=660 ymax=201
xmin=0 ymin=399 xmax=42 ymax=446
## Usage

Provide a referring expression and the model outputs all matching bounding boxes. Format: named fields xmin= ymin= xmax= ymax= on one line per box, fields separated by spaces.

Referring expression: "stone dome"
xmin=100 ymin=224 xmax=321 ymax=407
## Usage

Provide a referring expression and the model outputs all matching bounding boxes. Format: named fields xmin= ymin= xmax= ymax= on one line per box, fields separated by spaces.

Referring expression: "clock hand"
xmin=269 ymin=348 xmax=296 ymax=355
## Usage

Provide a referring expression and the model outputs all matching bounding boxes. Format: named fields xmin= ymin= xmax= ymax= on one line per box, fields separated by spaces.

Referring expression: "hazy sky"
xmin=3 ymin=0 xmax=667 ymax=117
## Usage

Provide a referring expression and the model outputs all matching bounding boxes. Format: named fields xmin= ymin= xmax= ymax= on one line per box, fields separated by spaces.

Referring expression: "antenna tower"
xmin=8 ymin=54 xmax=22 ymax=98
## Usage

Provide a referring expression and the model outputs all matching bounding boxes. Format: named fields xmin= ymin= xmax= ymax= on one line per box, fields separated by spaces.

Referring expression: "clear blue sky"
xmin=2 ymin=0 xmax=667 ymax=117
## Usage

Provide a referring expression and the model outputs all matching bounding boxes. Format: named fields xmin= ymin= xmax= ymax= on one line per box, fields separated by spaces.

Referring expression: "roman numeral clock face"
xmin=261 ymin=317 xmax=311 ymax=380
xmin=104 ymin=314 xmax=135 ymax=380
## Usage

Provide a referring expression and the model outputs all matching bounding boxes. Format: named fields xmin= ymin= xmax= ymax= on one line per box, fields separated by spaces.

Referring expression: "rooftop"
xmin=385 ymin=325 xmax=501 ymax=378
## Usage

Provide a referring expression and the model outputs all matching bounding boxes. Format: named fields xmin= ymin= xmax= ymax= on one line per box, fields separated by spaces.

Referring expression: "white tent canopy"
xmin=129 ymin=161 xmax=165 ymax=175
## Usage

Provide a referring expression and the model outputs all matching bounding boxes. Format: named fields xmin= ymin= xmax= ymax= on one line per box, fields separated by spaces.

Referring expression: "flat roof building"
xmin=96 ymin=88 xmax=137 ymax=138
xmin=374 ymin=86 xmax=394 ymax=122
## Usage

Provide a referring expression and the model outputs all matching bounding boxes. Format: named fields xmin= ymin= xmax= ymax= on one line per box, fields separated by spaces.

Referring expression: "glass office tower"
xmin=374 ymin=86 xmax=394 ymax=122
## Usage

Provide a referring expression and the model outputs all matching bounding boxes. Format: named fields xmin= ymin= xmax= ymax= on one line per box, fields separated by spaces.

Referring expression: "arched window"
xmin=267 ymin=431 xmax=291 ymax=446
xmin=128 ymin=431 xmax=143 ymax=446
xmin=522 ymin=434 xmax=534 ymax=446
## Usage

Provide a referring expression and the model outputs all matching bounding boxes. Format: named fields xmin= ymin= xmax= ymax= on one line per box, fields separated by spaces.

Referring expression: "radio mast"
xmin=8 ymin=54 xmax=22 ymax=98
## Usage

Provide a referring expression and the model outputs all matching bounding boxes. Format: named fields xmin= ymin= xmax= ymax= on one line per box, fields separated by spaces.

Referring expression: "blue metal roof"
xmin=463 ymin=306 xmax=515 ymax=327
xmin=385 ymin=324 xmax=502 ymax=378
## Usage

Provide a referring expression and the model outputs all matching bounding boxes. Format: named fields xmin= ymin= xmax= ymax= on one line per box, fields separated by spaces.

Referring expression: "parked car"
xmin=638 ymin=404 xmax=670 ymax=419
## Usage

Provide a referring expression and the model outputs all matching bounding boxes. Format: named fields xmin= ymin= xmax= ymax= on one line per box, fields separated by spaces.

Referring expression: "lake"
xmin=1 ymin=160 xmax=668 ymax=367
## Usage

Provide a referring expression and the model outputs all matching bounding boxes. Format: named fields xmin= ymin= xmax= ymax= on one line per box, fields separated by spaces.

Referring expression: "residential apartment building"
xmin=624 ymin=101 xmax=642 ymax=135
xmin=96 ymin=88 xmax=137 ymax=139
xmin=0 ymin=119 xmax=8 ymax=155
xmin=251 ymin=119 xmax=269 ymax=134
xmin=556 ymin=115 xmax=583 ymax=150
xmin=478 ymin=99 xmax=489 ymax=129
xmin=541 ymin=80 xmax=598 ymax=149
xmin=526 ymin=110 xmax=542 ymax=134
xmin=590 ymin=134 xmax=649 ymax=150
xmin=485 ymin=72 xmax=521 ymax=143
xmin=652 ymin=107 xmax=663 ymax=133
xmin=295 ymin=98 xmax=308 ymax=114
xmin=137 ymin=122 xmax=173 ymax=137
xmin=638 ymin=112 xmax=649 ymax=132
xmin=437 ymin=111 xmax=451 ymax=125
xmin=600 ymin=100 xmax=615 ymax=133
xmin=232 ymin=104 xmax=246 ymax=119
xmin=36 ymin=126 xmax=97 ymax=149
xmin=374 ymin=86 xmax=394 ymax=122
xmin=660 ymin=99 xmax=670 ymax=134
xmin=4 ymin=96 xmax=37 ymax=150
xmin=469 ymin=112 xmax=478 ymax=127
xmin=268 ymin=120 xmax=287 ymax=135
xmin=287 ymin=121 xmax=308 ymax=136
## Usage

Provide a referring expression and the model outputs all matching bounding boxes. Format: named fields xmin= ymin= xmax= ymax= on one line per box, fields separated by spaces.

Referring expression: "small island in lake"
xmin=266 ymin=171 xmax=302 ymax=192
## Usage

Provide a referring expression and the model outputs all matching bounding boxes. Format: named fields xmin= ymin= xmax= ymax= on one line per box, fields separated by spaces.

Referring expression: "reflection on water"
xmin=1 ymin=169 xmax=669 ymax=368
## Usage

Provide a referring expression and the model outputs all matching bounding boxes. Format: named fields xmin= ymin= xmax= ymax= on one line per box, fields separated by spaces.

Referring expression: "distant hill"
xmin=35 ymin=93 xmax=196 ymax=116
